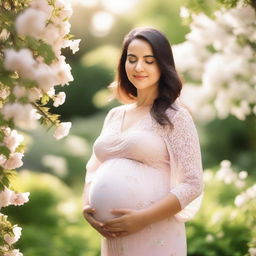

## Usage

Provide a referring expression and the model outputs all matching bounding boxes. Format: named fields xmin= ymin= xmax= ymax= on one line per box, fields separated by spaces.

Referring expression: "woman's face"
xmin=125 ymin=39 xmax=161 ymax=92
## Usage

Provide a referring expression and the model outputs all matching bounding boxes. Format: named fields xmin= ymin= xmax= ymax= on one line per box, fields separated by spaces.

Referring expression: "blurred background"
xmin=2 ymin=0 xmax=256 ymax=255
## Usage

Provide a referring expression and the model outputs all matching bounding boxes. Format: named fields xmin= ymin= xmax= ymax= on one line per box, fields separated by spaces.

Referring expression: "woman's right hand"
xmin=83 ymin=205 xmax=117 ymax=239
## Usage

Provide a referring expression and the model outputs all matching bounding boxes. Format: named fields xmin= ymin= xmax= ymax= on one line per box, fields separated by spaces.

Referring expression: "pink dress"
xmin=84 ymin=101 xmax=203 ymax=256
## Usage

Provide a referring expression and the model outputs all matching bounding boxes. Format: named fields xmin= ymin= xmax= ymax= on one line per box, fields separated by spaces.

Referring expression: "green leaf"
xmin=41 ymin=94 xmax=50 ymax=105
xmin=0 ymin=183 xmax=4 ymax=191
xmin=0 ymin=9 xmax=15 ymax=25
xmin=26 ymin=36 xmax=56 ymax=64
xmin=0 ymin=113 xmax=6 ymax=126
xmin=1 ymin=175 xmax=10 ymax=187
xmin=0 ymin=146 xmax=10 ymax=157
xmin=19 ymin=78 xmax=38 ymax=88
xmin=16 ymin=143 xmax=26 ymax=153
xmin=0 ymin=73 xmax=16 ymax=86
xmin=0 ymin=131 xmax=4 ymax=142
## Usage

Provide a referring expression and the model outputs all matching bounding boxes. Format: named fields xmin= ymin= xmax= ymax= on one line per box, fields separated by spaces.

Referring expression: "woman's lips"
xmin=133 ymin=75 xmax=147 ymax=80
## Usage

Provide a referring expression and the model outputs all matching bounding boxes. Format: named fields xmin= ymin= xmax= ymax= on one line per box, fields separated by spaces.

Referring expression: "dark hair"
xmin=115 ymin=27 xmax=182 ymax=128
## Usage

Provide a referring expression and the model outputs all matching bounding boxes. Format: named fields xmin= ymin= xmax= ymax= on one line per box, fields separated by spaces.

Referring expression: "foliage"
xmin=184 ymin=0 xmax=256 ymax=14
xmin=2 ymin=171 xmax=101 ymax=256
xmin=0 ymin=0 xmax=79 ymax=254
xmin=187 ymin=162 xmax=256 ymax=255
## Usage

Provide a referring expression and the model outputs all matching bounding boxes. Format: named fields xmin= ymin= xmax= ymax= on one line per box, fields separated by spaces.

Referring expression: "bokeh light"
xmin=90 ymin=11 xmax=115 ymax=37
xmin=101 ymin=0 xmax=139 ymax=14
xmin=72 ymin=0 xmax=99 ymax=8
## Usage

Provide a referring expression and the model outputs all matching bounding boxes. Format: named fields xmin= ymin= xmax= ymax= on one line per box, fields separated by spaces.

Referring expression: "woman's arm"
xmin=140 ymin=193 xmax=181 ymax=225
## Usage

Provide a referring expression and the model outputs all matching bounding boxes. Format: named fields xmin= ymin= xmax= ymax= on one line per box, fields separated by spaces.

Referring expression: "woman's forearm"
xmin=142 ymin=193 xmax=182 ymax=225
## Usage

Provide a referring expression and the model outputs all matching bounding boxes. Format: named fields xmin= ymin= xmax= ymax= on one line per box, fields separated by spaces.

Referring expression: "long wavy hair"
xmin=112 ymin=27 xmax=182 ymax=128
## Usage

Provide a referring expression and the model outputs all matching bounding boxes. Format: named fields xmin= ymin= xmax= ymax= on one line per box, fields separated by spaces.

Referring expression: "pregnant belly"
xmin=88 ymin=158 xmax=169 ymax=222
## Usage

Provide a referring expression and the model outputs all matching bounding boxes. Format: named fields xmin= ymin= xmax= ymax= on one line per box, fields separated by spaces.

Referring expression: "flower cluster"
xmin=1 ymin=0 xmax=79 ymax=133
xmin=234 ymin=184 xmax=256 ymax=207
xmin=202 ymin=160 xmax=256 ymax=254
xmin=173 ymin=3 xmax=256 ymax=122
xmin=0 ymin=187 xmax=30 ymax=210
xmin=215 ymin=159 xmax=248 ymax=188
xmin=0 ymin=0 xmax=79 ymax=254
xmin=0 ymin=214 xmax=23 ymax=256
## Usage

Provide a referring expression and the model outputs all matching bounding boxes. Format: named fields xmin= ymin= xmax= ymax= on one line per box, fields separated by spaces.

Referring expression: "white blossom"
xmin=55 ymin=0 xmax=73 ymax=20
xmin=13 ymin=86 xmax=26 ymax=99
xmin=246 ymin=185 xmax=256 ymax=198
xmin=180 ymin=6 xmax=190 ymax=18
xmin=234 ymin=194 xmax=247 ymax=207
xmin=230 ymin=100 xmax=250 ymax=120
xmin=0 ymin=187 xmax=29 ymax=209
xmin=33 ymin=63 xmax=57 ymax=92
xmin=1 ymin=103 xmax=40 ymax=130
xmin=0 ymin=87 xmax=10 ymax=100
xmin=216 ymin=160 xmax=237 ymax=184
xmin=58 ymin=21 xmax=71 ymax=38
xmin=0 ymin=187 xmax=14 ymax=208
xmin=4 ymin=226 xmax=22 ymax=245
xmin=3 ymin=128 xmax=24 ymax=152
xmin=3 ymin=249 xmax=23 ymax=256
xmin=54 ymin=122 xmax=72 ymax=140
xmin=234 ymin=184 xmax=256 ymax=207
xmin=15 ymin=8 xmax=48 ymax=38
xmin=47 ymin=87 xmax=55 ymax=97
xmin=41 ymin=23 xmax=60 ymax=46
xmin=0 ymin=0 xmax=77 ymax=250
xmin=175 ymin=4 xmax=256 ymax=121
xmin=53 ymin=92 xmax=66 ymax=107
xmin=66 ymin=39 xmax=81 ymax=54
xmin=220 ymin=160 xmax=231 ymax=168
xmin=4 ymin=49 xmax=36 ymax=79
xmin=30 ymin=0 xmax=54 ymax=17
xmin=0 ymin=29 xmax=10 ymax=41
xmin=11 ymin=192 xmax=30 ymax=206
xmin=28 ymin=87 xmax=42 ymax=102
xmin=52 ymin=56 xmax=73 ymax=86
xmin=205 ymin=234 xmax=214 ymax=242
xmin=3 ymin=152 xmax=24 ymax=170
xmin=238 ymin=171 xmax=248 ymax=180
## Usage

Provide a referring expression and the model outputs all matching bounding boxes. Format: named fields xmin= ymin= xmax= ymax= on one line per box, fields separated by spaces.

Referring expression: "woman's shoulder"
xmin=166 ymin=100 xmax=194 ymax=124
xmin=105 ymin=104 xmax=125 ymax=120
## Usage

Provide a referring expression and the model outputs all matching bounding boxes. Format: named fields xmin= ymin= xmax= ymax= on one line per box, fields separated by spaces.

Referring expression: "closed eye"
xmin=144 ymin=57 xmax=155 ymax=64
xmin=127 ymin=55 xmax=156 ymax=64
xmin=128 ymin=59 xmax=137 ymax=64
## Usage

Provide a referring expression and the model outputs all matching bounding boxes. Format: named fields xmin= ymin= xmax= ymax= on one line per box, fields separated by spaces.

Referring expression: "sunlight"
xmin=101 ymin=0 xmax=139 ymax=14
xmin=72 ymin=0 xmax=99 ymax=7
xmin=91 ymin=11 xmax=115 ymax=37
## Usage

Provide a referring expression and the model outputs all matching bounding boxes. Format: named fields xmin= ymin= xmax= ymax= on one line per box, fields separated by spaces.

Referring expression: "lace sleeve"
xmin=85 ymin=107 xmax=117 ymax=185
xmin=166 ymin=107 xmax=204 ymax=221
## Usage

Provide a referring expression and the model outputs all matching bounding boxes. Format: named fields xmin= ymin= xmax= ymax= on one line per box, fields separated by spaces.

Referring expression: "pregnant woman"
xmin=82 ymin=27 xmax=204 ymax=256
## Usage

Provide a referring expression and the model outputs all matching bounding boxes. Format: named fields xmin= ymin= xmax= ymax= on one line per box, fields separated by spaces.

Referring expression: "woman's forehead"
xmin=127 ymin=39 xmax=153 ymax=55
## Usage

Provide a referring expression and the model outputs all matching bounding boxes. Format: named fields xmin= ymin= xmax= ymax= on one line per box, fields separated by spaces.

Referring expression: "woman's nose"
xmin=135 ymin=60 xmax=144 ymax=72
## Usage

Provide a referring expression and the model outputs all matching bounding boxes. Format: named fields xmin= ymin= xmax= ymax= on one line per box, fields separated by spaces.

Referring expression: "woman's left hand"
xmin=102 ymin=208 xmax=149 ymax=237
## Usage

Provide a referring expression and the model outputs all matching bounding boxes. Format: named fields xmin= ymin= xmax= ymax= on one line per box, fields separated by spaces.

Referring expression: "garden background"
xmin=1 ymin=0 xmax=255 ymax=255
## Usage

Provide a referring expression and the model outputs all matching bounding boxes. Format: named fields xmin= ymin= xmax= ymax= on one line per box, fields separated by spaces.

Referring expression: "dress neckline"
xmin=120 ymin=104 xmax=150 ymax=133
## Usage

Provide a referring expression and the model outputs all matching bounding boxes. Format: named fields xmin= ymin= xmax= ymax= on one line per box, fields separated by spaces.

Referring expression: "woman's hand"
xmin=102 ymin=208 xmax=149 ymax=237
xmin=83 ymin=205 xmax=117 ymax=239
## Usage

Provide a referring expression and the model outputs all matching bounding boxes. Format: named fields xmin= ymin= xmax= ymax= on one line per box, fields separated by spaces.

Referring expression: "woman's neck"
xmin=136 ymin=86 xmax=158 ymax=107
